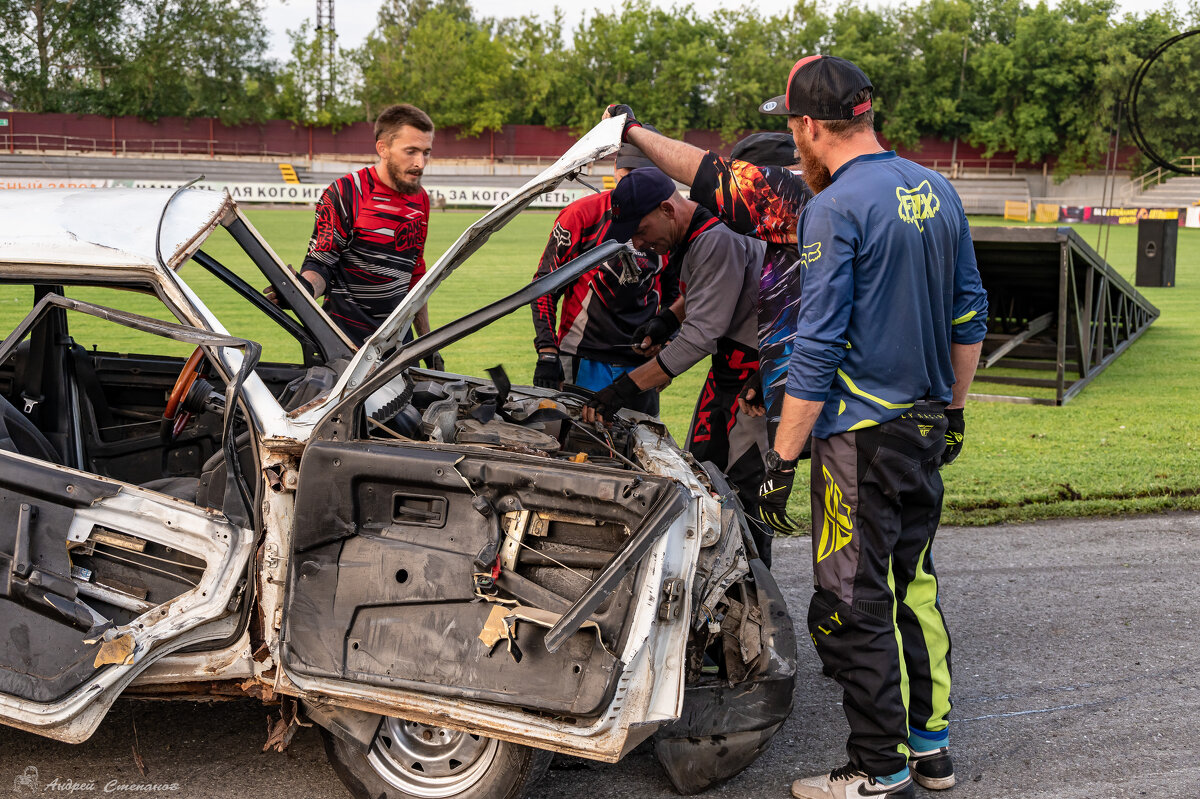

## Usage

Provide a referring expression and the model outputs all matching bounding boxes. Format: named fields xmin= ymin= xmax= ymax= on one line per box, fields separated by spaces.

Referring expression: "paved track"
xmin=4 ymin=513 xmax=1198 ymax=798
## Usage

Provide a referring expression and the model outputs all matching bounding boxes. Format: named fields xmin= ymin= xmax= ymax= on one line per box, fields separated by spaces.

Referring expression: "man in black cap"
xmin=530 ymin=138 xmax=679 ymax=414
xmin=761 ymin=55 xmax=989 ymax=799
xmin=580 ymin=168 xmax=771 ymax=560
xmin=602 ymin=106 xmax=814 ymax=544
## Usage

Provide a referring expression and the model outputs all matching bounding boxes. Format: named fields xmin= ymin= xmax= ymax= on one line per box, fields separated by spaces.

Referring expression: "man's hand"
xmin=604 ymin=104 xmax=643 ymax=142
xmin=758 ymin=466 xmax=798 ymax=534
xmin=264 ymin=269 xmax=319 ymax=308
xmin=533 ymin=351 xmax=564 ymax=389
xmin=424 ymin=352 xmax=446 ymax=372
xmin=941 ymin=407 xmax=965 ymax=466
xmin=631 ymin=308 xmax=680 ymax=355
xmin=582 ymin=373 xmax=640 ymax=425
xmin=737 ymin=371 xmax=766 ymax=417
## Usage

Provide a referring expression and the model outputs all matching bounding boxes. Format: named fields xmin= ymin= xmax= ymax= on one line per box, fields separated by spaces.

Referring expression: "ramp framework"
xmin=969 ymin=226 xmax=1159 ymax=406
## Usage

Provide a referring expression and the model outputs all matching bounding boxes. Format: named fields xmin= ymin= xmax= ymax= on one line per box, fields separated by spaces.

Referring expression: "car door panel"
xmin=0 ymin=452 xmax=253 ymax=741
xmin=281 ymin=439 xmax=684 ymax=719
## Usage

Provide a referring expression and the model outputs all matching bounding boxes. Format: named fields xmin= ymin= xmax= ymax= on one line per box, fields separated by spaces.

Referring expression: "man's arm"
xmin=949 ymin=341 xmax=981 ymax=409
xmin=413 ymin=304 xmax=432 ymax=337
xmin=773 ymin=394 xmax=824 ymax=461
xmin=602 ymin=101 xmax=703 ymax=184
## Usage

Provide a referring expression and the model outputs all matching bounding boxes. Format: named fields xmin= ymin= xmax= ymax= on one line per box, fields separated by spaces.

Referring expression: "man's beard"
xmin=795 ymin=135 xmax=832 ymax=194
xmin=386 ymin=159 xmax=422 ymax=194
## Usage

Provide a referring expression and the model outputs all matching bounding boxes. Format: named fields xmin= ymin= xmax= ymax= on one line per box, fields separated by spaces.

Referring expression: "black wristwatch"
xmin=765 ymin=448 xmax=799 ymax=472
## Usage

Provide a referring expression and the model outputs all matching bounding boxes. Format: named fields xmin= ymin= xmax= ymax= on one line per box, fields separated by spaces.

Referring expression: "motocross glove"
xmin=586 ymin=372 xmax=640 ymax=424
xmin=606 ymin=104 xmax=643 ymax=142
xmin=758 ymin=466 xmax=798 ymax=535
xmin=941 ymin=407 xmax=965 ymax=466
xmin=631 ymin=308 xmax=680 ymax=351
xmin=533 ymin=352 xmax=565 ymax=389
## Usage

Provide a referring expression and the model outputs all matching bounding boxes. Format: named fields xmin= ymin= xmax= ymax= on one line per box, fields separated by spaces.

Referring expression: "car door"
xmin=0 ymin=451 xmax=253 ymax=743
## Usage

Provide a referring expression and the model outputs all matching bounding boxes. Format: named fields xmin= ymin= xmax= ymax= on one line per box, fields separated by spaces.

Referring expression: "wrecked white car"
xmin=0 ymin=119 xmax=795 ymax=799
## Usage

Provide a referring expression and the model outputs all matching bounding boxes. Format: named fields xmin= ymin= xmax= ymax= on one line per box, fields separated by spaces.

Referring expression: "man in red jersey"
xmin=267 ymin=104 xmax=438 ymax=357
xmin=530 ymin=136 xmax=679 ymax=414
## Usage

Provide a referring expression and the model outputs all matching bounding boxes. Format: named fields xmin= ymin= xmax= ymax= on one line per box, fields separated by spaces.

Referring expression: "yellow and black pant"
xmin=806 ymin=403 xmax=953 ymax=776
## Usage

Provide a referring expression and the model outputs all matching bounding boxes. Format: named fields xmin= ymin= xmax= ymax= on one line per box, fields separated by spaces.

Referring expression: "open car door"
xmin=0 ymin=299 xmax=257 ymax=743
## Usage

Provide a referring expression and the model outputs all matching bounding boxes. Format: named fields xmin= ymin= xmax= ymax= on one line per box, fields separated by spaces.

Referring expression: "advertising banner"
xmin=1058 ymin=206 xmax=1184 ymax=225
xmin=0 ymin=177 xmax=587 ymax=208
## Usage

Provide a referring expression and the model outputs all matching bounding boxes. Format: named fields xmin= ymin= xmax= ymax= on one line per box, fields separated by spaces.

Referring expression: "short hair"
xmin=374 ymin=104 xmax=434 ymax=142
xmin=817 ymin=88 xmax=874 ymax=138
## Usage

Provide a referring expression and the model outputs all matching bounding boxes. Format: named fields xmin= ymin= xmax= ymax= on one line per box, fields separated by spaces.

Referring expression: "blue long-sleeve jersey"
xmin=785 ymin=151 xmax=989 ymax=438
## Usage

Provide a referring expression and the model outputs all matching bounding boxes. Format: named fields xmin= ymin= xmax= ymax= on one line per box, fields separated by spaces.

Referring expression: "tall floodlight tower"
xmin=316 ymin=0 xmax=336 ymax=108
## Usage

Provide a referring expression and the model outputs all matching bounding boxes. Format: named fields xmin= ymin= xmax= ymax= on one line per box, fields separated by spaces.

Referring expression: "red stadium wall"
xmin=0 ymin=110 xmax=1113 ymax=169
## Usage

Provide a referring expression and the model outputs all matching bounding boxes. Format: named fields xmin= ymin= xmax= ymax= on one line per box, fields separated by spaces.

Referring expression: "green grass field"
xmin=5 ymin=205 xmax=1199 ymax=527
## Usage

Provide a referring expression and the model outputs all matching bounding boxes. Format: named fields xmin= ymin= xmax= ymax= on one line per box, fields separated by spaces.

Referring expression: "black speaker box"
xmin=1135 ymin=217 xmax=1178 ymax=287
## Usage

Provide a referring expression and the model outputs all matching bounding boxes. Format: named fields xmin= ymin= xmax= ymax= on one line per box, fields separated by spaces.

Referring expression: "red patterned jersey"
xmin=531 ymin=191 xmax=679 ymax=366
xmin=302 ymin=165 xmax=428 ymax=346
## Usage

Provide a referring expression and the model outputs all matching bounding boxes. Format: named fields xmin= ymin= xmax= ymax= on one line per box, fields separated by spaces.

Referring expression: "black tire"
xmin=321 ymin=716 xmax=552 ymax=799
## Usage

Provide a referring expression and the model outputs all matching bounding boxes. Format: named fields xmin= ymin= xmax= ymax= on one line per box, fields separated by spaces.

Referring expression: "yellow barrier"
xmin=278 ymin=164 xmax=300 ymax=184
xmin=1035 ymin=203 xmax=1059 ymax=223
xmin=1004 ymin=200 xmax=1030 ymax=222
xmin=601 ymin=175 xmax=616 ymax=191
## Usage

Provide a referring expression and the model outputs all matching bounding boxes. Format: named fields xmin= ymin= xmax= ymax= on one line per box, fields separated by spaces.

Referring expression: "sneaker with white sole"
xmin=908 ymin=743 xmax=955 ymax=790
xmin=790 ymin=764 xmax=914 ymax=799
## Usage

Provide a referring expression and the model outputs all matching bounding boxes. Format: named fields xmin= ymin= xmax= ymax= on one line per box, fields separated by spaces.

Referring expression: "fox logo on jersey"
xmin=896 ymin=180 xmax=941 ymax=232
xmin=799 ymin=241 xmax=822 ymax=269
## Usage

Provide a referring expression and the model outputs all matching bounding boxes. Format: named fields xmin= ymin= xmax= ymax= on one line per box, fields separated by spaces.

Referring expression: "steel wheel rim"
xmin=366 ymin=718 xmax=500 ymax=798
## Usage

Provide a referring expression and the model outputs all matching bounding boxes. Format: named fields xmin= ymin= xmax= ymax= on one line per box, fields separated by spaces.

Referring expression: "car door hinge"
xmin=658 ymin=577 xmax=685 ymax=621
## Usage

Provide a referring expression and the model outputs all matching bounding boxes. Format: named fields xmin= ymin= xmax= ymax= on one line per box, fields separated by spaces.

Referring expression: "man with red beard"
xmin=763 ymin=55 xmax=988 ymax=799
xmin=269 ymin=104 xmax=439 ymax=356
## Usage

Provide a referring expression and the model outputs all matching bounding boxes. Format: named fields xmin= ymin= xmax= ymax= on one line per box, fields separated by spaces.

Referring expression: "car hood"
xmin=335 ymin=117 xmax=623 ymax=396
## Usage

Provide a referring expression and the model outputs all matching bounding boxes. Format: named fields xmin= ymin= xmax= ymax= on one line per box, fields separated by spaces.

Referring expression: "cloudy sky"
xmin=261 ymin=0 xmax=1173 ymax=63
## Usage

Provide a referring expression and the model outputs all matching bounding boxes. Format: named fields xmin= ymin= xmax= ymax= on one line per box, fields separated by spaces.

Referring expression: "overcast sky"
xmin=262 ymin=0 xmax=1173 ymax=64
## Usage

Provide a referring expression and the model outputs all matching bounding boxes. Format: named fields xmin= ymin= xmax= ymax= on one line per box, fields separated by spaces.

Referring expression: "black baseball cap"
xmin=605 ymin=167 xmax=676 ymax=243
xmin=615 ymin=124 xmax=659 ymax=170
xmin=731 ymin=132 xmax=797 ymax=167
xmin=759 ymin=55 xmax=873 ymax=120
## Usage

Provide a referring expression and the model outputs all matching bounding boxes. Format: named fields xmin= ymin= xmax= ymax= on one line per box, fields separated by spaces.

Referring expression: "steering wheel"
xmin=163 ymin=346 xmax=205 ymax=437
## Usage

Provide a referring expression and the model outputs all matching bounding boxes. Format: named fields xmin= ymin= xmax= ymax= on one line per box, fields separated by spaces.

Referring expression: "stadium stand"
xmin=1128 ymin=175 xmax=1200 ymax=208
xmin=0 ymin=152 xmax=312 ymax=183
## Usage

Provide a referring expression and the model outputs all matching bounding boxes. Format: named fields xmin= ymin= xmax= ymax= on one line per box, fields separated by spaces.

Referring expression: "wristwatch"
xmin=765 ymin=448 xmax=799 ymax=472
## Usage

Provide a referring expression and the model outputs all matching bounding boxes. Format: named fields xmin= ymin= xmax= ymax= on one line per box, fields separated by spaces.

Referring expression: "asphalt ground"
xmin=3 ymin=512 xmax=1198 ymax=798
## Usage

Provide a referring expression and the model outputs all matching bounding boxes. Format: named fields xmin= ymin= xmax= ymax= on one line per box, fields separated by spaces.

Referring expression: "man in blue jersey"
xmin=761 ymin=56 xmax=989 ymax=799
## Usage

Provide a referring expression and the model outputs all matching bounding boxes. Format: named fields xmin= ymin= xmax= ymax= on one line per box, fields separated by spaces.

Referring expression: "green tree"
xmin=0 ymin=0 xmax=126 ymax=112
xmin=275 ymin=20 xmax=362 ymax=127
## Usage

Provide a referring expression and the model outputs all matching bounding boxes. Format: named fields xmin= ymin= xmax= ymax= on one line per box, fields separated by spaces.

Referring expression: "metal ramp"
xmin=969 ymin=226 xmax=1160 ymax=405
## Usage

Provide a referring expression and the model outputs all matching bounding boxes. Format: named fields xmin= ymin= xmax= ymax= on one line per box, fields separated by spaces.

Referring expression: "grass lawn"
xmin=5 ymin=204 xmax=1198 ymax=527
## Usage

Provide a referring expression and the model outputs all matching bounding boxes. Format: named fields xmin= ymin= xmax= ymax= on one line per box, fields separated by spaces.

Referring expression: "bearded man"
xmin=273 ymin=104 xmax=438 ymax=352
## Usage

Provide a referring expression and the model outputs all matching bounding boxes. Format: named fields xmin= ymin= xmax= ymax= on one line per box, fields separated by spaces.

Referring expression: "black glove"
xmin=607 ymin=103 xmax=643 ymax=142
xmin=758 ymin=466 xmax=798 ymax=534
xmin=941 ymin=407 xmax=965 ymax=466
xmin=586 ymin=372 xmax=641 ymax=424
xmin=631 ymin=308 xmax=680 ymax=350
xmin=424 ymin=352 xmax=445 ymax=371
xmin=533 ymin=352 xmax=564 ymax=389
xmin=738 ymin=370 xmax=763 ymax=408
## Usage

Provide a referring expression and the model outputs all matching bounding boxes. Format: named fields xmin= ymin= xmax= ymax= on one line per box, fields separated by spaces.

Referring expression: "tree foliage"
xmin=1 ymin=0 xmax=1197 ymax=173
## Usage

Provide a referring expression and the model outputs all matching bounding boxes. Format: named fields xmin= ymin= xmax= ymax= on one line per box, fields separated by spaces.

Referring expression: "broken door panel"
xmin=282 ymin=438 xmax=682 ymax=717
xmin=0 ymin=453 xmax=252 ymax=741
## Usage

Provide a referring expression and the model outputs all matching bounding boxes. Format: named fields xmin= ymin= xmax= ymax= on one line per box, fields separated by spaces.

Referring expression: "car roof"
xmin=0 ymin=188 xmax=231 ymax=272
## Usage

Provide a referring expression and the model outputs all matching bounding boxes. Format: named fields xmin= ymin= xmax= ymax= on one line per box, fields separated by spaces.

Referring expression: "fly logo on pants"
xmin=817 ymin=465 xmax=853 ymax=563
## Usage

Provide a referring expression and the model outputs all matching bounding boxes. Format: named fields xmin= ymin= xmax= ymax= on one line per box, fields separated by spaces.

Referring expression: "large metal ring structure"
xmin=1127 ymin=29 xmax=1200 ymax=176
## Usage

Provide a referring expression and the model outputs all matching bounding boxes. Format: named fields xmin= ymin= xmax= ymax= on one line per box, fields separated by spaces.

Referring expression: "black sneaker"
xmin=908 ymin=744 xmax=955 ymax=790
xmin=791 ymin=763 xmax=914 ymax=798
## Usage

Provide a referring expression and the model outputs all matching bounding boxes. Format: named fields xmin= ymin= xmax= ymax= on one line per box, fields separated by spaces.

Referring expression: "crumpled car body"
xmin=0 ymin=119 xmax=796 ymax=798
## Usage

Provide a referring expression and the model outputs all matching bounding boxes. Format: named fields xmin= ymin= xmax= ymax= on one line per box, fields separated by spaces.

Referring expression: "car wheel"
xmin=322 ymin=716 xmax=552 ymax=799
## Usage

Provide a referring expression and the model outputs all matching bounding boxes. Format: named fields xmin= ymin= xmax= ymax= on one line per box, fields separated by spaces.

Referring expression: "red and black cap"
xmin=605 ymin=167 xmax=677 ymax=243
xmin=759 ymin=55 xmax=873 ymax=120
